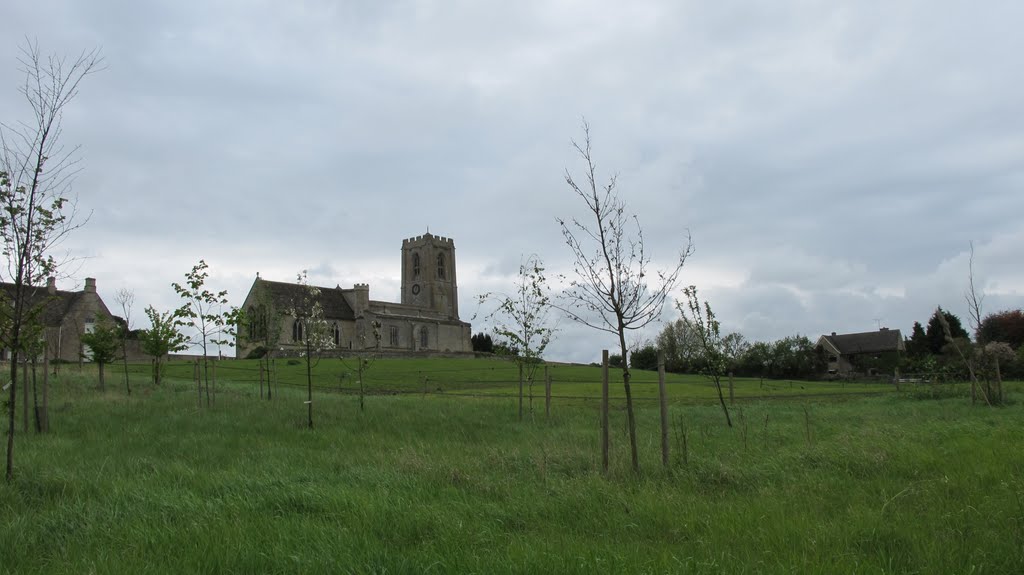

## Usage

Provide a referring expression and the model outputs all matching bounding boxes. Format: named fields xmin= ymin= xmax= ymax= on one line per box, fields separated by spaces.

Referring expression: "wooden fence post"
xmin=658 ymin=350 xmax=669 ymax=468
xmin=602 ymin=349 xmax=609 ymax=474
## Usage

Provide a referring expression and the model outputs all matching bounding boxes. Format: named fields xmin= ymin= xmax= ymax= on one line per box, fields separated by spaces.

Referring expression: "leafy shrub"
xmin=245 ymin=346 xmax=268 ymax=360
xmin=630 ymin=345 xmax=659 ymax=371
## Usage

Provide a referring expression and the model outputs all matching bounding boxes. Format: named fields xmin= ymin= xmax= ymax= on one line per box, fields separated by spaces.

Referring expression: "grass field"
xmin=2 ymin=358 xmax=1022 ymax=574
xmin=145 ymin=356 xmax=899 ymax=403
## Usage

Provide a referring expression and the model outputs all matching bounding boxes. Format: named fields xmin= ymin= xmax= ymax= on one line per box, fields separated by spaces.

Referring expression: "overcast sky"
xmin=2 ymin=1 xmax=1022 ymax=363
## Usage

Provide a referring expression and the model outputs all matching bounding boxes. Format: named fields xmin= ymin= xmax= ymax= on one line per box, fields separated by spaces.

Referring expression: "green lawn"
xmin=1 ymin=360 xmax=1021 ymax=574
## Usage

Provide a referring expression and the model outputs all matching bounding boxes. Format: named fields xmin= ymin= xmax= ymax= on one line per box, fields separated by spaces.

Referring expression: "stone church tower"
xmin=400 ymin=232 xmax=459 ymax=320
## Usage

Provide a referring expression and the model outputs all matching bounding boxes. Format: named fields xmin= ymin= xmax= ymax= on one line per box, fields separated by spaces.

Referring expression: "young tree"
xmin=21 ymin=320 xmax=47 ymax=433
xmin=139 ymin=306 xmax=187 ymax=385
xmin=80 ymin=318 xmax=120 ymax=391
xmin=288 ymin=271 xmax=336 ymax=428
xmin=557 ymin=121 xmax=692 ymax=472
xmin=479 ymin=254 xmax=556 ymax=420
xmin=961 ymin=243 xmax=1003 ymax=404
xmin=1 ymin=41 xmax=102 ymax=482
xmin=173 ymin=260 xmax=238 ymax=407
xmin=679 ymin=286 xmax=732 ymax=427
xmin=344 ymin=319 xmax=382 ymax=413
xmin=115 ymin=288 xmax=135 ymax=395
xmin=936 ymin=310 xmax=987 ymax=403
xmin=243 ymin=286 xmax=283 ymax=400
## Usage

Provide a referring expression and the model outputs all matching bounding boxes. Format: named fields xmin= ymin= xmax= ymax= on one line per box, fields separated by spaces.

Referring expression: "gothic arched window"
xmin=292 ymin=320 xmax=304 ymax=342
xmin=420 ymin=327 xmax=428 ymax=349
xmin=247 ymin=306 xmax=256 ymax=339
xmin=437 ymin=253 xmax=446 ymax=280
xmin=333 ymin=323 xmax=341 ymax=346
xmin=412 ymin=253 xmax=421 ymax=279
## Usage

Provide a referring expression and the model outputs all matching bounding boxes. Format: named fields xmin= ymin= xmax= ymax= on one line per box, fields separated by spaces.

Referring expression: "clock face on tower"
xmin=411 ymin=284 xmax=421 ymax=295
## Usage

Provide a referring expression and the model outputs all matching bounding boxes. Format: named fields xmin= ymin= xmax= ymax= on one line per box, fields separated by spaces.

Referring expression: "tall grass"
xmin=1 ymin=363 xmax=1021 ymax=573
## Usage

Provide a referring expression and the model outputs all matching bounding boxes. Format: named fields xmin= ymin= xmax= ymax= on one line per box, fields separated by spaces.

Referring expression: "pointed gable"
xmin=253 ymin=279 xmax=356 ymax=320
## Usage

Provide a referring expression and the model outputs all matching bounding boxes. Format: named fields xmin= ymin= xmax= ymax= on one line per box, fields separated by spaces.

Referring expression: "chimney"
xmin=831 ymin=332 xmax=836 ymax=337
xmin=84 ymin=277 xmax=96 ymax=294
xmin=46 ymin=276 xmax=56 ymax=295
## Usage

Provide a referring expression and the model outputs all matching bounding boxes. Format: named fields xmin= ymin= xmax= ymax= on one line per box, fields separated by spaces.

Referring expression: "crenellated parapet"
xmin=403 ymin=233 xmax=455 ymax=247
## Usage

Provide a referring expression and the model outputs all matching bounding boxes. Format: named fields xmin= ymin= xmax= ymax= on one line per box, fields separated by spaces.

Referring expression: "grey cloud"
xmin=3 ymin=1 xmax=1022 ymax=358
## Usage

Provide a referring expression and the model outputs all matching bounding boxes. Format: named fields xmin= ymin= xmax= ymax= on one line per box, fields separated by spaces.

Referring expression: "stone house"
xmin=236 ymin=233 xmax=472 ymax=358
xmin=0 ymin=277 xmax=116 ymax=362
xmin=817 ymin=328 xmax=904 ymax=376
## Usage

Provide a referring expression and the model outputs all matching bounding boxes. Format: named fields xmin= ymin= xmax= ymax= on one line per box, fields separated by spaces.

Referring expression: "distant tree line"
xmin=626 ymin=306 xmax=1024 ymax=381
xmin=627 ymin=317 xmax=825 ymax=379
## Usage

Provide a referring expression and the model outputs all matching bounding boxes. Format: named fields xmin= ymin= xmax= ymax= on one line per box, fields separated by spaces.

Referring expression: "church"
xmin=235 ymin=232 xmax=472 ymax=358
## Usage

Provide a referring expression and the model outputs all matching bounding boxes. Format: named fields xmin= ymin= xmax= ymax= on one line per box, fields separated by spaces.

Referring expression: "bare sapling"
xmin=1 ymin=41 xmax=102 ymax=482
xmin=558 ymin=120 xmax=691 ymax=472
xmin=961 ymin=242 xmax=1009 ymax=405
xmin=115 ymin=288 xmax=135 ymax=395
